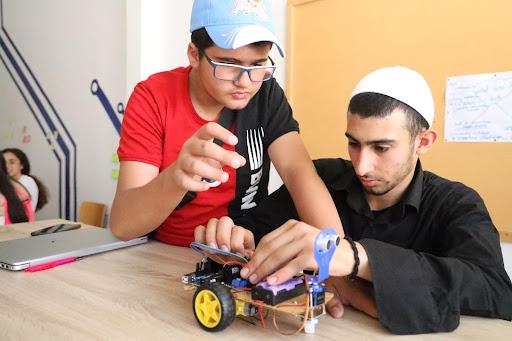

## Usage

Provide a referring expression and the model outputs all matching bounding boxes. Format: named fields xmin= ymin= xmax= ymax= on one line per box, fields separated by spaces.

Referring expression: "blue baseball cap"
xmin=190 ymin=0 xmax=285 ymax=57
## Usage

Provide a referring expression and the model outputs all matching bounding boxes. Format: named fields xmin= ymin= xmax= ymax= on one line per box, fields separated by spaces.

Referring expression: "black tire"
xmin=192 ymin=283 xmax=235 ymax=332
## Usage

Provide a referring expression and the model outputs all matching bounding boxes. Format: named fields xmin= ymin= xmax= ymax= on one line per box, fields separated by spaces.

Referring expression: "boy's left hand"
xmin=194 ymin=216 xmax=255 ymax=257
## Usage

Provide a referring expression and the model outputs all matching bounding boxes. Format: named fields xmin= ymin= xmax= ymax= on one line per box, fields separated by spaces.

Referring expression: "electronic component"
xmin=222 ymin=264 xmax=242 ymax=284
xmin=309 ymin=282 xmax=326 ymax=306
xmin=231 ymin=278 xmax=249 ymax=288
xmin=251 ymin=277 xmax=305 ymax=306
xmin=312 ymin=228 xmax=339 ymax=284
xmin=182 ymin=258 xmax=224 ymax=286
xmin=182 ymin=258 xmax=248 ymax=288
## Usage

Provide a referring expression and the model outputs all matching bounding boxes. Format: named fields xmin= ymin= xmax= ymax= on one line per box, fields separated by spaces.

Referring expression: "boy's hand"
xmin=194 ymin=216 xmax=255 ymax=258
xmin=325 ymin=277 xmax=377 ymax=318
xmin=240 ymin=219 xmax=354 ymax=285
xmin=239 ymin=220 xmax=318 ymax=285
xmin=169 ymin=122 xmax=246 ymax=192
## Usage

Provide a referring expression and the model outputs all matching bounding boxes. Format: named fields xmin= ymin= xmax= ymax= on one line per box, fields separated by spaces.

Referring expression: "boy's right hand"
xmin=194 ymin=216 xmax=255 ymax=258
xmin=325 ymin=277 xmax=377 ymax=319
xmin=169 ymin=122 xmax=246 ymax=192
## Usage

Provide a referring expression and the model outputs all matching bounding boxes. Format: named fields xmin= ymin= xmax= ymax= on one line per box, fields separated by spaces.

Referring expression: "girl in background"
xmin=0 ymin=156 xmax=34 ymax=224
xmin=2 ymin=148 xmax=48 ymax=212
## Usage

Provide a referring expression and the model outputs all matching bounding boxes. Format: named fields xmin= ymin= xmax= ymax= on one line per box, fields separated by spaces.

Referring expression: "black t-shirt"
xmin=229 ymin=77 xmax=299 ymax=221
xmin=244 ymin=158 xmax=512 ymax=334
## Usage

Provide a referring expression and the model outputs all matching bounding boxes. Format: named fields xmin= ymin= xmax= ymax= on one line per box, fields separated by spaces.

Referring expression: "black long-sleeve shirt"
xmin=238 ymin=158 xmax=512 ymax=334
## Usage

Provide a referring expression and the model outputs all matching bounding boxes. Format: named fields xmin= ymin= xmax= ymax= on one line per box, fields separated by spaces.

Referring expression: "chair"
xmin=79 ymin=201 xmax=107 ymax=227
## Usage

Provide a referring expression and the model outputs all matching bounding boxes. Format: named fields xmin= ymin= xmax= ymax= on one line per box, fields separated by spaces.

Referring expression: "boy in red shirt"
xmin=111 ymin=0 xmax=343 ymax=246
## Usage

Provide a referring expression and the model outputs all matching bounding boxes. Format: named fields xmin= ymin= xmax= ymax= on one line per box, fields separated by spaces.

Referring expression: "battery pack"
xmin=251 ymin=277 xmax=305 ymax=306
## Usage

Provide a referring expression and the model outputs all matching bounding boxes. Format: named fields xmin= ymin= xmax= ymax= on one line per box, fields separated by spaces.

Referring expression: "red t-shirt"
xmin=118 ymin=67 xmax=236 ymax=246
xmin=118 ymin=66 xmax=299 ymax=246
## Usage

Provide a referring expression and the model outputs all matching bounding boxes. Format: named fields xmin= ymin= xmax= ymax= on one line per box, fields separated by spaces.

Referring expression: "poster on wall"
xmin=445 ymin=70 xmax=512 ymax=142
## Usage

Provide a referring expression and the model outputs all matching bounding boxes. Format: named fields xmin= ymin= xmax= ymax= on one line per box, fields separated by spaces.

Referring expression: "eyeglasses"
xmin=203 ymin=52 xmax=276 ymax=82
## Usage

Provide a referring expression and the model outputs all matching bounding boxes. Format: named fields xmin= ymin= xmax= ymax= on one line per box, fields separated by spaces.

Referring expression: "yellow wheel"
xmin=193 ymin=283 xmax=235 ymax=332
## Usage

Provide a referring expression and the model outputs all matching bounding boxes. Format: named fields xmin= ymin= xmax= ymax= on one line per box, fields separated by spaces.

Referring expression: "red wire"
xmin=254 ymin=300 xmax=266 ymax=329
xmin=272 ymin=274 xmax=310 ymax=335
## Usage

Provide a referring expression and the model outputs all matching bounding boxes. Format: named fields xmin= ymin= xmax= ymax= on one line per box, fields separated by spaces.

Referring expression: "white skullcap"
xmin=351 ymin=66 xmax=435 ymax=127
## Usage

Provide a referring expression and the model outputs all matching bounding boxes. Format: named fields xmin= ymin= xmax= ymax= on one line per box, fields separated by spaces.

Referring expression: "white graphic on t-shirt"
xmin=247 ymin=128 xmax=264 ymax=171
xmin=241 ymin=127 xmax=265 ymax=210
xmin=241 ymin=168 xmax=263 ymax=210
xmin=232 ymin=0 xmax=269 ymax=21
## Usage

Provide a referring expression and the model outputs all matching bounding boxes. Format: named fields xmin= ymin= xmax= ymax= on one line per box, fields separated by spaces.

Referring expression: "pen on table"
xmin=25 ymin=257 xmax=77 ymax=272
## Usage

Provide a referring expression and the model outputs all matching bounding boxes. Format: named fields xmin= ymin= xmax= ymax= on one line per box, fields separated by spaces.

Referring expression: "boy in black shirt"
xmin=196 ymin=66 xmax=512 ymax=334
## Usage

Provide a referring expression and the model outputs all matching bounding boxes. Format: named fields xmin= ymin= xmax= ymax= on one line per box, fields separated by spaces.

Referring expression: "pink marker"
xmin=25 ymin=257 xmax=77 ymax=272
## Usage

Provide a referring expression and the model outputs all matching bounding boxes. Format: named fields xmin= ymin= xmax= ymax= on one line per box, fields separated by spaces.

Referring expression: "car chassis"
xmin=182 ymin=229 xmax=340 ymax=334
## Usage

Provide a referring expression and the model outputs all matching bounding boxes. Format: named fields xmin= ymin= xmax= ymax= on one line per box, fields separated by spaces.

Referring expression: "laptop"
xmin=0 ymin=228 xmax=148 ymax=271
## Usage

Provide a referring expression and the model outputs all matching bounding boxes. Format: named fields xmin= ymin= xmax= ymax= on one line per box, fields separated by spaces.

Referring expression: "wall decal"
xmin=91 ymin=78 xmax=124 ymax=181
xmin=91 ymin=79 xmax=124 ymax=134
xmin=111 ymin=151 xmax=119 ymax=180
